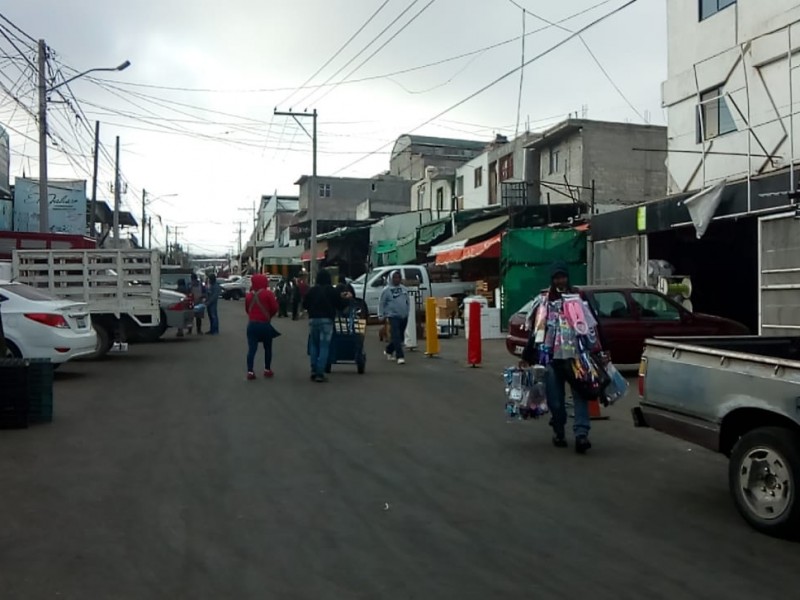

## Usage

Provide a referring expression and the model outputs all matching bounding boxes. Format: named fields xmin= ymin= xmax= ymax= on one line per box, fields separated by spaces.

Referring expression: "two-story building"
xmin=255 ymin=193 xmax=302 ymax=272
xmin=590 ymin=0 xmax=800 ymax=336
xmin=390 ymin=135 xmax=487 ymax=181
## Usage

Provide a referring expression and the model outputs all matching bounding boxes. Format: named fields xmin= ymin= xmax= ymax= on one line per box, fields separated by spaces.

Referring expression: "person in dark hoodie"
xmin=303 ymin=269 xmax=351 ymax=382
xmin=522 ymin=261 xmax=600 ymax=454
xmin=244 ymin=274 xmax=280 ymax=380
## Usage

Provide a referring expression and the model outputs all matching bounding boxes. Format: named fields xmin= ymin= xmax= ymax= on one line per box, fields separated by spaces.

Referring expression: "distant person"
xmin=290 ymin=277 xmax=302 ymax=320
xmin=298 ymin=276 xmax=310 ymax=317
xmin=276 ymin=277 xmax=289 ymax=318
xmin=176 ymin=278 xmax=189 ymax=337
xmin=378 ymin=270 xmax=410 ymax=365
xmin=206 ymin=274 xmax=222 ymax=335
xmin=303 ymin=269 xmax=351 ymax=382
xmin=244 ymin=274 xmax=280 ymax=380
xmin=188 ymin=273 xmax=207 ymax=335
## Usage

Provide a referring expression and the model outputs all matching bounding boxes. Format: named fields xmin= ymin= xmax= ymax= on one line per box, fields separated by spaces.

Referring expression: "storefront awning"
xmin=301 ymin=249 xmax=326 ymax=261
xmin=435 ymin=232 xmax=502 ymax=265
xmin=429 ymin=215 xmax=508 ymax=256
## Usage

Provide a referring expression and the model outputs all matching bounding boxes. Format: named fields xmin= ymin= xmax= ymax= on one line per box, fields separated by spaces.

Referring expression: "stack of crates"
xmin=0 ymin=358 xmax=54 ymax=428
xmin=0 ymin=358 xmax=31 ymax=429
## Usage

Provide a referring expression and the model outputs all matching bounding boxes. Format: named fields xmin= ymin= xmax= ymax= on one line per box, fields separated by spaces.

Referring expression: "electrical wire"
xmin=277 ymin=0 xmax=393 ymax=108
xmin=333 ymin=0 xmax=640 ymax=175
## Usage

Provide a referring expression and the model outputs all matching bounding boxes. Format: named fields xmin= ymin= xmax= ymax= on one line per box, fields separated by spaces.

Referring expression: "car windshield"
xmin=516 ymin=300 xmax=534 ymax=315
xmin=0 ymin=283 xmax=58 ymax=302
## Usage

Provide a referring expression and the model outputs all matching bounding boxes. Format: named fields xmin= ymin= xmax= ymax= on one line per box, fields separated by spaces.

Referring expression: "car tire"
xmin=4 ymin=340 xmax=22 ymax=359
xmin=729 ymin=426 xmax=800 ymax=539
xmin=90 ymin=323 xmax=113 ymax=359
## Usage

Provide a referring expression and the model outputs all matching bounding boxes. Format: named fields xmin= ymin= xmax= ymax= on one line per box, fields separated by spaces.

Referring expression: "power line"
xmin=333 ymin=0 xmax=640 ymax=175
xmin=507 ymin=0 xmax=646 ymax=122
xmin=0 ymin=13 xmax=37 ymax=44
xmin=277 ymin=0 xmax=393 ymax=108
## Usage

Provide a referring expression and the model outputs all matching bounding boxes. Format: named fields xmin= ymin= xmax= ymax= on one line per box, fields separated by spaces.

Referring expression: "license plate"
xmin=77 ymin=317 xmax=87 ymax=328
xmin=515 ymin=345 xmax=525 ymax=355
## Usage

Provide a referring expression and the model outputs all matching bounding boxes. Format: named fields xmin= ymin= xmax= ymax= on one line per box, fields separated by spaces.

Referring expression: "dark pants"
xmin=278 ymin=297 xmax=288 ymax=318
xmin=247 ymin=321 xmax=275 ymax=372
xmin=207 ymin=302 xmax=219 ymax=334
xmin=292 ymin=299 xmax=300 ymax=320
xmin=385 ymin=317 xmax=408 ymax=360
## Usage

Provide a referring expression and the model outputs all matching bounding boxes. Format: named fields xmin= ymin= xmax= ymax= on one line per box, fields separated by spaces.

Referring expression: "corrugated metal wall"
xmin=760 ymin=214 xmax=800 ymax=336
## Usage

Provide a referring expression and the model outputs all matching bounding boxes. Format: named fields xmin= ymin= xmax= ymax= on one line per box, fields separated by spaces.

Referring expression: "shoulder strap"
xmin=249 ymin=290 xmax=270 ymax=319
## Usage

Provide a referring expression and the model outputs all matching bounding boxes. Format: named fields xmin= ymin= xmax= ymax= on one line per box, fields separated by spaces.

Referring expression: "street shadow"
xmin=54 ymin=370 xmax=88 ymax=382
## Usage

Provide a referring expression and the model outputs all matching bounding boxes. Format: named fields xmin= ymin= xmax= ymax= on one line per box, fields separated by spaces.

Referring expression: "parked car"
xmin=349 ymin=265 xmax=476 ymax=316
xmin=127 ymin=288 xmax=194 ymax=343
xmin=0 ymin=281 xmax=97 ymax=363
xmin=635 ymin=335 xmax=800 ymax=538
xmin=506 ymin=286 xmax=749 ymax=367
xmin=221 ymin=275 xmax=251 ymax=300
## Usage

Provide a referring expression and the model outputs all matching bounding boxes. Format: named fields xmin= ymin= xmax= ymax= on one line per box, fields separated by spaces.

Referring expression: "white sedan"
xmin=0 ymin=282 xmax=97 ymax=364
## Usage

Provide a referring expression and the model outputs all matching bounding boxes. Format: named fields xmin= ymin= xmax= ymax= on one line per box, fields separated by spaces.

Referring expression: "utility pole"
xmin=37 ymin=39 xmax=49 ymax=233
xmin=166 ymin=224 xmax=170 ymax=264
xmin=147 ymin=217 xmax=152 ymax=250
xmin=141 ymin=189 xmax=147 ymax=245
xmin=90 ymin=120 xmax=100 ymax=238
xmin=113 ymin=136 xmax=121 ymax=246
xmin=274 ymin=108 xmax=317 ymax=279
xmin=239 ymin=202 xmax=257 ymax=273
xmin=234 ymin=221 xmax=245 ymax=272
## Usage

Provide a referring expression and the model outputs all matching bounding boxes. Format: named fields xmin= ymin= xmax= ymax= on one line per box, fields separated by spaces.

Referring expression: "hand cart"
xmin=325 ymin=311 xmax=367 ymax=374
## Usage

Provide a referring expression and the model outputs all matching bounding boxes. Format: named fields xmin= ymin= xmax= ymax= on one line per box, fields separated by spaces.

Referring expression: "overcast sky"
xmin=1 ymin=0 xmax=667 ymax=254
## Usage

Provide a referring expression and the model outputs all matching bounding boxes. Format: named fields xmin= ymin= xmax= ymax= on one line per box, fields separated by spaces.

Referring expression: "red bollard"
xmin=467 ymin=301 xmax=482 ymax=367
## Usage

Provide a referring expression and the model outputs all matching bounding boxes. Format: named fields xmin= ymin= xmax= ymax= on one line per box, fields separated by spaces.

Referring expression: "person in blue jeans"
xmin=521 ymin=262 xmax=603 ymax=454
xmin=244 ymin=274 xmax=280 ymax=380
xmin=205 ymin=274 xmax=222 ymax=334
xmin=303 ymin=269 xmax=351 ymax=382
xmin=378 ymin=270 xmax=410 ymax=365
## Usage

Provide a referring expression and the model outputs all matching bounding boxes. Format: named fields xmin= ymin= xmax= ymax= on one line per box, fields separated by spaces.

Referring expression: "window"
xmin=548 ymin=148 xmax=560 ymax=174
xmin=700 ymin=0 xmax=736 ymax=21
xmin=436 ymin=188 xmax=444 ymax=211
xmin=417 ymin=185 xmax=426 ymax=211
xmin=474 ymin=166 xmax=483 ymax=188
xmin=499 ymin=154 xmax=514 ymax=181
xmin=403 ymin=268 xmax=423 ymax=285
xmin=698 ymin=87 xmax=737 ymax=141
xmin=318 ymin=183 xmax=331 ymax=197
xmin=631 ymin=291 xmax=682 ymax=321
xmin=371 ymin=183 xmax=377 ymax=192
xmin=455 ymin=176 xmax=464 ymax=197
xmin=0 ymin=283 xmax=57 ymax=302
xmin=589 ymin=292 xmax=631 ymax=319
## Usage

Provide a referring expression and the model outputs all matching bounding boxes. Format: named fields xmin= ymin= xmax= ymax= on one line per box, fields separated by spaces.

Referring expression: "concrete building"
xmin=410 ymin=167 xmax=457 ymax=219
xmin=526 ymin=119 xmax=668 ymax=212
xmin=663 ymin=0 xmax=800 ymax=193
xmin=390 ymin=135 xmax=487 ymax=181
xmin=292 ymin=174 xmax=413 ymax=240
xmin=257 ymin=193 xmax=299 ymax=248
xmin=456 ymin=132 xmax=541 ymax=211
xmin=590 ymin=1 xmax=800 ymax=337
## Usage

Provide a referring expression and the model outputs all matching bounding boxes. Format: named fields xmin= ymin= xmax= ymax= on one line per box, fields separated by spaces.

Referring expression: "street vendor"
xmin=521 ymin=261 xmax=606 ymax=454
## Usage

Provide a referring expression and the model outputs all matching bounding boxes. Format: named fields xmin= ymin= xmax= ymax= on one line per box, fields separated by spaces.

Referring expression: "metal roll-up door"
xmin=591 ymin=235 xmax=647 ymax=286
xmin=760 ymin=214 xmax=800 ymax=336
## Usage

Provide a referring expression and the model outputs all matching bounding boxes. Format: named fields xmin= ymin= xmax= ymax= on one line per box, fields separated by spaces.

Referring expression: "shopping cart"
xmin=325 ymin=311 xmax=367 ymax=374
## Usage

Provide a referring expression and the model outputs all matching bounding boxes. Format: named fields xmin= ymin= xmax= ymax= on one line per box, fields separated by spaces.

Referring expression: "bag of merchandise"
xmin=604 ymin=362 xmax=629 ymax=405
xmin=503 ymin=366 xmax=548 ymax=421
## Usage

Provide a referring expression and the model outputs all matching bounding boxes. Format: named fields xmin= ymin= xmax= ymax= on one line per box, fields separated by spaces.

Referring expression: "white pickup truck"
xmin=350 ymin=265 xmax=475 ymax=316
xmin=11 ymin=249 xmax=161 ymax=358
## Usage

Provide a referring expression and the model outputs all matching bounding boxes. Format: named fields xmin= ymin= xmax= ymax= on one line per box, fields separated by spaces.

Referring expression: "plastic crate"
xmin=0 ymin=359 xmax=30 ymax=429
xmin=27 ymin=359 xmax=54 ymax=424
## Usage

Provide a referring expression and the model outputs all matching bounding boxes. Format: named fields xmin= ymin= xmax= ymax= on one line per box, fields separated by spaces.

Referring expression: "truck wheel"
xmin=729 ymin=426 xmax=800 ymax=538
xmin=90 ymin=323 xmax=113 ymax=359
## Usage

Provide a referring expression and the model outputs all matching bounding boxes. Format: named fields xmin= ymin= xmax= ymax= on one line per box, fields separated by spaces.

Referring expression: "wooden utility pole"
xmin=37 ymin=39 xmax=49 ymax=233
xmin=113 ymin=136 xmax=121 ymax=246
xmin=274 ymin=109 xmax=317 ymax=278
xmin=90 ymin=120 xmax=100 ymax=237
xmin=141 ymin=189 xmax=147 ymax=245
xmin=147 ymin=217 xmax=153 ymax=249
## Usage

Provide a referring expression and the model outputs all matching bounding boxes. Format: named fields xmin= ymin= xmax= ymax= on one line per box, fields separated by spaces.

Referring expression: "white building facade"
xmin=663 ymin=0 xmax=800 ymax=193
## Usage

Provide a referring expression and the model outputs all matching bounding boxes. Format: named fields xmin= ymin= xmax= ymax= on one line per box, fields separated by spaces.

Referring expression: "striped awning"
xmin=435 ymin=232 xmax=502 ymax=265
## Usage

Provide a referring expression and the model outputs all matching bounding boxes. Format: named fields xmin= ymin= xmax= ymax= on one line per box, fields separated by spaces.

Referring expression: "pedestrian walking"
xmin=276 ymin=277 xmax=289 ymax=318
xmin=303 ymin=269 xmax=351 ymax=382
xmin=290 ymin=278 xmax=301 ymax=320
xmin=206 ymin=274 xmax=222 ymax=334
xmin=244 ymin=274 xmax=280 ymax=380
xmin=521 ymin=261 xmax=605 ymax=454
xmin=378 ymin=270 xmax=410 ymax=365
xmin=188 ymin=273 xmax=207 ymax=335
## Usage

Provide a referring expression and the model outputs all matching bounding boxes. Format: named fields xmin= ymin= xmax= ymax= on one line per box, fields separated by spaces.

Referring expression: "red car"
xmin=506 ymin=286 xmax=749 ymax=367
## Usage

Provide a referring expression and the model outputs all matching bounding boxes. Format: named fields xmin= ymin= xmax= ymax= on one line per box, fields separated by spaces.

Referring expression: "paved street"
xmin=1 ymin=300 xmax=798 ymax=600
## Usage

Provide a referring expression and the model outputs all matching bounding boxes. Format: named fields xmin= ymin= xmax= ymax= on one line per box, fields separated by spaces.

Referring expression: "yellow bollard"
xmin=425 ymin=297 xmax=440 ymax=357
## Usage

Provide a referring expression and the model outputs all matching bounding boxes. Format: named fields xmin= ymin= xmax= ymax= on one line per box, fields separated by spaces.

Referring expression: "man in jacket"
xmin=378 ymin=270 xmax=410 ymax=365
xmin=303 ymin=269 xmax=351 ymax=382
xmin=206 ymin=274 xmax=222 ymax=335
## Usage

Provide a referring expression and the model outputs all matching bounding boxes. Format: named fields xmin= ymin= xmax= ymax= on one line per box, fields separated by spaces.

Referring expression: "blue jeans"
xmin=207 ymin=301 xmax=219 ymax=334
xmin=246 ymin=321 xmax=275 ymax=372
xmin=308 ymin=318 xmax=334 ymax=376
xmin=385 ymin=317 xmax=408 ymax=360
xmin=545 ymin=360 xmax=590 ymax=438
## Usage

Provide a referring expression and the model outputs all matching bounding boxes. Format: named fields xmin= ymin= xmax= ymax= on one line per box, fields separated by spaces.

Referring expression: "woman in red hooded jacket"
xmin=245 ymin=274 xmax=280 ymax=380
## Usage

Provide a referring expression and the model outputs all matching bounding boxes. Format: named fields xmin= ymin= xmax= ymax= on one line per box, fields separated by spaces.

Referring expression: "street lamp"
xmin=38 ymin=38 xmax=130 ymax=233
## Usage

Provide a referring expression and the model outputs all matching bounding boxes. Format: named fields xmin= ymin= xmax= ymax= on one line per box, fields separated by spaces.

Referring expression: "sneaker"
xmin=385 ymin=352 xmax=394 ymax=361
xmin=552 ymin=436 xmax=568 ymax=448
xmin=264 ymin=370 xmax=274 ymax=378
xmin=575 ymin=436 xmax=592 ymax=454
xmin=246 ymin=372 xmax=256 ymax=381
xmin=314 ymin=374 xmax=328 ymax=383
xmin=397 ymin=358 xmax=406 ymax=365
